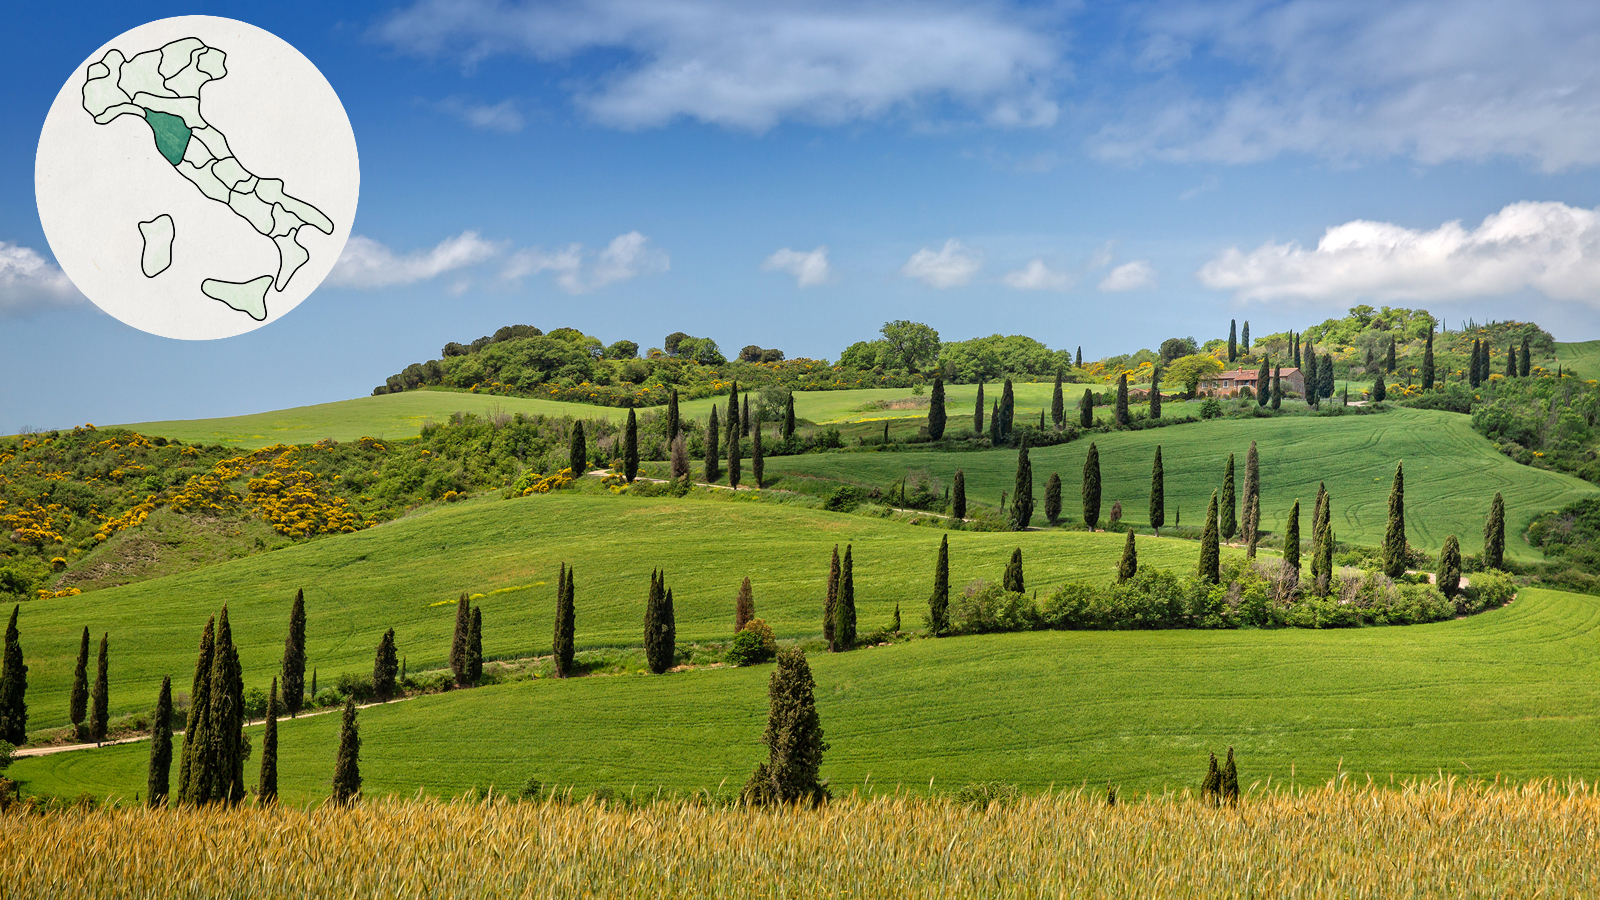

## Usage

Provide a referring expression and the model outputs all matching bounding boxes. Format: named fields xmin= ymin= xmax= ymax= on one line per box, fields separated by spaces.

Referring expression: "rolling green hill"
xmin=1555 ymin=340 xmax=1600 ymax=382
xmin=11 ymin=491 xmax=1239 ymax=732
xmin=764 ymin=407 xmax=1597 ymax=557
xmin=15 ymin=585 xmax=1600 ymax=802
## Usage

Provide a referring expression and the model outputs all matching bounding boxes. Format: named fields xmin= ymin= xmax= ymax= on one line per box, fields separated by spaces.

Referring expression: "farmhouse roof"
xmin=1209 ymin=367 xmax=1300 ymax=380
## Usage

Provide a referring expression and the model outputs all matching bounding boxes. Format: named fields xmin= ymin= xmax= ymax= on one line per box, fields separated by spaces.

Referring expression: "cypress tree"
xmin=1422 ymin=328 xmax=1435 ymax=390
xmin=257 ymin=677 xmax=278 ymax=805
xmin=1000 ymin=378 xmax=1015 ymax=439
xmin=783 ymin=392 xmax=796 ymax=440
xmin=1222 ymin=747 xmax=1239 ymax=806
xmin=569 ymin=420 xmax=587 ymax=476
xmin=1271 ymin=366 xmax=1282 ymax=410
xmin=704 ymin=406 xmax=721 ymax=483
xmin=1114 ymin=374 xmax=1131 ymax=428
xmin=1313 ymin=485 xmax=1333 ymax=594
xmin=373 ymin=628 xmax=399 ymax=700
xmin=1291 ymin=332 xmax=1300 ymax=367
xmin=468 ymin=606 xmax=482 ymax=683
xmin=1241 ymin=321 xmax=1250 ymax=354
xmin=644 ymin=570 xmax=677 ymax=675
xmin=553 ymin=563 xmax=576 ymax=677
xmin=1468 ymin=340 xmax=1481 ymax=387
xmin=1082 ymin=442 xmax=1102 ymax=528
xmin=1505 ymin=342 xmax=1518 ymax=378
xmin=450 ymin=593 xmax=471 ymax=687
xmin=1228 ymin=319 xmax=1238 ymax=361
xmin=1484 ymin=492 xmax=1506 ymax=571
xmin=200 ymin=607 xmax=244 ymax=806
xmin=823 ymin=546 xmax=840 ymax=647
xmin=973 ymin=382 xmax=985 ymax=434
xmin=1149 ymin=446 xmax=1165 ymax=534
xmin=70 ymin=626 xmax=89 ymax=735
xmin=883 ymin=421 xmax=891 ymax=445
xmin=0 ymin=606 xmax=25 ymax=747
xmin=735 ymin=577 xmax=756 ymax=633
xmin=728 ymin=381 xmax=741 ymax=438
xmin=1520 ymin=336 xmax=1531 ymax=377
xmin=1438 ymin=534 xmax=1462 ymax=600
xmin=989 ymin=401 xmax=1002 ymax=444
xmin=667 ymin=388 xmax=681 ymax=441
xmin=1079 ymin=388 xmax=1094 ymax=428
xmin=754 ymin=648 xmax=829 ymax=804
xmin=752 ymin=417 xmax=765 ymax=488
xmin=728 ymin=417 xmax=742 ymax=488
xmin=1076 ymin=346 xmax=1083 ymax=368
xmin=623 ymin=409 xmax=639 ymax=482
xmin=1283 ymin=500 xmax=1301 ymax=572
xmin=1150 ymin=369 xmax=1162 ymax=419
xmin=1221 ymin=453 xmax=1237 ymax=541
xmin=1199 ymin=491 xmax=1220 ymax=584
xmin=1051 ymin=373 xmax=1065 ymax=429
xmin=1118 ymin=530 xmax=1137 ymax=582
xmin=90 ymin=633 xmax=109 ymax=743
xmin=311 ymin=668 xmax=316 ymax=698
xmin=952 ymin=469 xmax=967 ymax=520
xmin=1320 ymin=358 xmax=1334 ymax=401
xmin=1372 ymin=371 xmax=1387 ymax=401
xmin=282 ymin=588 xmax=307 ymax=718
xmin=832 ymin=545 xmax=856 ymax=652
xmin=743 ymin=394 xmax=752 ymax=436
xmin=1256 ymin=356 xmax=1271 ymax=407
xmin=1382 ymin=462 xmax=1407 ymax=578
xmin=1478 ymin=342 xmax=1491 ymax=384
xmin=670 ymin=434 xmax=690 ymax=481
xmin=1044 ymin=472 xmax=1062 ymax=525
xmin=1387 ymin=336 xmax=1397 ymax=372
xmin=1203 ymin=752 xmax=1222 ymax=805
xmin=1004 ymin=548 xmax=1025 ymax=594
xmin=1304 ymin=350 xmax=1319 ymax=404
xmin=929 ymin=375 xmax=947 ymax=440
xmin=1010 ymin=443 xmax=1034 ymax=530
xmin=929 ymin=535 xmax=950 ymax=635
xmin=331 ymin=697 xmax=361 ymax=805
xmin=177 ymin=616 xmax=215 ymax=804
xmin=147 ymin=675 xmax=173 ymax=807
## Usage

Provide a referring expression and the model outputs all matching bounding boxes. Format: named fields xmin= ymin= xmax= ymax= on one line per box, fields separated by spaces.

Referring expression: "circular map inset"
xmin=36 ymin=16 xmax=358 ymax=340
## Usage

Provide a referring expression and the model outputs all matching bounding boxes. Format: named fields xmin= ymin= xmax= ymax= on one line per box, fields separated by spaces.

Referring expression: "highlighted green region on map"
xmin=81 ymin=37 xmax=335 ymax=321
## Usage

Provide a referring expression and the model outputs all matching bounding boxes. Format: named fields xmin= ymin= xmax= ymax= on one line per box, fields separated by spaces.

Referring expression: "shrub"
xmin=1199 ymin=398 xmax=1223 ymax=419
xmin=950 ymin=582 xmax=1039 ymax=634
xmin=1468 ymin=570 xmax=1517 ymax=606
xmin=726 ymin=619 xmax=778 ymax=666
xmin=335 ymin=672 xmax=374 ymax=702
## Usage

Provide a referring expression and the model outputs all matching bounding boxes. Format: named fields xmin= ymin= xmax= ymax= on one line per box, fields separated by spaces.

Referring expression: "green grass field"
xmin=1556 ymin=340 xmax=1600 ymax=382
xmin=14 ymin=584 xmax=1600 ymax=802
xmin=11 ymin=491 xmax=1240 ymax=731
xmin=764 ymin=407 xmax=1597 ymax=557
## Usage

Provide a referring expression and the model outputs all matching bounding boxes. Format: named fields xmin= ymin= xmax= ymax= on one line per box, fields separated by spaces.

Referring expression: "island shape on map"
xmin=138 ymin=214 xmax=174 ymax=277
xmin=80 ymin=37 xmax=335 ymax=319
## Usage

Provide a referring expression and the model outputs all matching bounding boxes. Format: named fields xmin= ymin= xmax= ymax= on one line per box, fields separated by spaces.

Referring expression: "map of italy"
xmin=79 ymin=37 xmax=334 ymax=321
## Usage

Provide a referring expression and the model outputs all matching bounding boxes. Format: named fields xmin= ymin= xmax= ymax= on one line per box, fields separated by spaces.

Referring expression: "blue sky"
xmin=5 ymin=0 xmax=1600 ymax=431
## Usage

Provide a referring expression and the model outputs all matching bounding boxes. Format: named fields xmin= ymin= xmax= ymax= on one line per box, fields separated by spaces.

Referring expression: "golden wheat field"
xmin=4 ymin=777 xmax=1599 ymax=899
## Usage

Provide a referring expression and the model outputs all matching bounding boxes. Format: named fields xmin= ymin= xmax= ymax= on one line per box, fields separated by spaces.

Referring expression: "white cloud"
xmin=503 ymin=231 xmax=668 ymax=294
xmin=329 ymin=232 xmax=503 ymax=289
xmin=901 ymin=239 xmax=982 ymax=289
xmin=1096 ymin=0 xmax=1600 ymax=170
xmin=1002 ymin=259 xmax=1074 ymax=291
xmin=1198 ymin=201 xmax=1600 ymax=306
xmin=377 ymin=0 xmax=1060 ymax=131
xmin=1099 ymin=260 xmax=1157 ymax=292
xmin=762 ymin=246 xmax=831 ymax=287
xmin=0 ymin=241 xmax=84 ymax=317
xmin=433 ymin=97 xmax=525 ymax=133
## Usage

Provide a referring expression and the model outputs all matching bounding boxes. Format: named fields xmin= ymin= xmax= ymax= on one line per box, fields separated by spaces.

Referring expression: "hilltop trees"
xmin=1382 ymin=463 xmax=1407 ymax=578
xmin=645 ymin=570 xmax=677 ymax=675
xmin=1149 ymin=447 xmax=1165 ymax=535
xmin=554 ymin=563 xmax=576 ymax=677
xmin=450 ymin=594 xmax=472 ymax=688
xmin=373 ymin=629 xmax=399 ymax=700
xmin=742 ymin=648 xmax=829 ymax=806
xmin=929 ymin=535 xmax=950 ymax=635
xmin=1506 ymin=342 xmax=1518 ymax=378
xmin=89 ymin=633 xmax=109 ymax=743
xmin=623 ymin=409 xmax=639 ymax=482
xmin=1241 ymin=321 xmax=1250 ymax=354
xmin=1199 ymin=492 xmax=1220 ymax=584
xmin=147 ymin=675 xmax=173 ymax=807
xmin=70 ymin=627 xmax=88 ymax=737
xmin=1521 ymin=336 xmax=1532 ymax=376
xmin=1485 ymin=493 xmax=1506 ymax=571
xmin=257 ymin=678 xmax=278 ymax=805
xmin=1118 ymin=530 xmax=1138 ymax=583
xmin=928 ymin=375 xmax=947 ymax=440
xmin=282 ymin=589 xmax=307 ymax=717
xmin=880 ymin=320 xmax=941 ymax=374
xmin=1044 ymin=472 xmax=1062 ymax=525
xmin=331 ymin=698 xmax=361 ymax=805
xmin=952 ymin=470 xmax=967 ymax=520
xmin=1011 ymin=444 xmax=1034 ymax=530
xmin=1083 ymin=443 xmax=1102 ymax=528
xmin=1221 ymin=454 xmax=1237 ymax=541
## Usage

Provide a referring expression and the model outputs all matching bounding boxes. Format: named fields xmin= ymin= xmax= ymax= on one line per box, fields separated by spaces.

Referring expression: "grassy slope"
xmin=16 ymin=585 xmax=1600 ymax=802
xmin=765 ymin=407 xmax=1597 ymax=557
xmin=1555 ymin=340 xmax=1600 ymax=382
xmin=13 ymin=491 xmax=1230 ymax=731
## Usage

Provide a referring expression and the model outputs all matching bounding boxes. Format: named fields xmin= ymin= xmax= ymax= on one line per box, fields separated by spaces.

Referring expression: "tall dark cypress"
xmin=1505 ymin=342 xmax=1518 ymax=378
xmin=89 ymin=633 xmax=109 ymax=743
xmin=1000 ymin=378 xmax=1016 ymax=439
xmin=1010 ymin=443 xmax=1034 ymax=530
xmin=1479 ymin=340 xmax=1492 ymax=384
xmin=1484 ymin=492 xmax=1506 ymax=571
xmin=952 ymin=469 xmax=967 ymax=520
xmin=147 ymin=675 xmax=173 ymax=807
xmin=727 ymin=415 xmax=742 ymax=488
xmin=1387 ymin=337 xmax=1397 ymax=372
xmin=70 ymin=626 xmax=89 ymax=734
xmin=1079 ymin=388 xmax=1094 ymax=428
xmin=1422 ymin=328 xmax=1435 ymax=390
xmin=928 ymin=375 xmax=947 ymax=440
xmin=1044 ymin=472 xmax=1062 ymax=525
xmin=1373 ymin=371 xmax=1388 ymax=401
xmin=989 ymin=400 xmax=1002 ymax=444
xmin=1520 ymin=336 xmax=1531 ymax=377
xmin=450 ymin=593 xmax=471 ymax=687
xmin=1221 ymin=453 xmax=1237 ymax=541
xmin=755 ymin=648 xmax=829 ymax=804
xmin=0 ymin=606 xmax=25 ymax=746
xmin=1118 ymin=530 xmax=1138 ymax=583
xmin=743 ymin=394 xmax=752 ymax=437
xmin=257 ymin=677 xmax=278 ymax=805
xmin=569 ymin=420 xmax=587 ymax=476
xmin=623 ymin=409 xmax=639 ymax=482
xmin=1310 ymin=483 xmax=1328 ymax=585
xmin=1382 ymin=462 xmax=1407 ymax=578
xmin=832 ymin=546 xmax=856 ymax=652
xmin=973 ymin=382 xmax=985 ymax=434
xmin=1228 ymin=319 xmax=1238 ymax=361
xmin=373 ymin=628 xmax=399 ymax=699
xmin=554 ymin=563 xmax=576 ymax=677
xmin=1469 ymin=340 xmax=1481 ymax=387
xmin=1051 ymin=373 xmax=1065 ymax=429
xmin=1438 ymin=535 xmax=1462 ymax=600
xmin=1150 ymin=369 xmax=1162 ymax=419
xmin=1256 ymin=356 xmax=1271 ymax=407
xmin=1203 ymin=752 xmax=1222 ymax=805
xmin=1271 ymin=366 xmax=1282 ymax=410
xmin=704 ymin=406 xmax=721 ymax=483
xmin=1292 ymin=332 xmax=1300 ymax=368
xmin=645 ymin=570 xmax=677 ymax=675
xmin=1114 ymin=374 xmax=1131 ymax=428
xmin=736 ymin=577 xmax=756 ymax=633
xmin=727 ymin=381 xmax=741 ymax=438
xmin=1076 ymin=346 xmax=1083 ymax=368
xmin=667 ymin=388 xmax=681 ymax=442
xmin=1242 ymin=441 xmax=1261 ymax=556
xmin=1241 ymin=321 xmax=1250 ymax=355
xmin=1082 ymin=442 xmax=1102 ymax=528
xmin=1004 ymin=548 xmax=1024 ymax=594
xmin=823 ymin=547 xmax=840 ymax=647
xmin=1222 ymin=747 xmax=1240 ymax=806
xmin=1149 ymin=446 xmax=1165 ymax=534
xmin=331 ymin=697 xmax=361 ymax=806
xmin=203 ymin=607 xmax=244 ymax=806
xmin=1313 ymin=486 xmax=1334 ymax=594
xmin=177 ymin=616 xmax=215 ymax=804
xmin=1320 ymin=358 xmax=1334 ymax=401
xmin=282 ymin=589 xmax=307 ymax=718
xmin=929 ymin=535 xmax=950 ymax=635
xmin=1304 ymin=350 xmax=1319 ymax=404
xmin=1199 ymin=491 xmax=1220 ymax=584
xmin=783 ymin=392 xmax=796 ymax=440
xmin=752 ymin=416 xmax=765 ymax=488
xmin=1283 ymin=500 xmax=1301 ymax=572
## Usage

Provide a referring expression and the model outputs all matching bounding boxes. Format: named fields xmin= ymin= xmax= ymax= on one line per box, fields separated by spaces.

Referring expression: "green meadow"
xmin=1555 ymin=340 xmax=1600 ymax=381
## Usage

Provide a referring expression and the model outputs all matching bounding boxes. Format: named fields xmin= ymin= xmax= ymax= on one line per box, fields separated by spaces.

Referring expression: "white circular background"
xmin=35 ymin=16 xmax=358 ymax=340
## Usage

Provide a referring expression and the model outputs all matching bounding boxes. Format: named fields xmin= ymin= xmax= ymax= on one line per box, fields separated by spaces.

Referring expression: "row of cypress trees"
xmin=64 ymin=629 xmax=111 ymax=743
